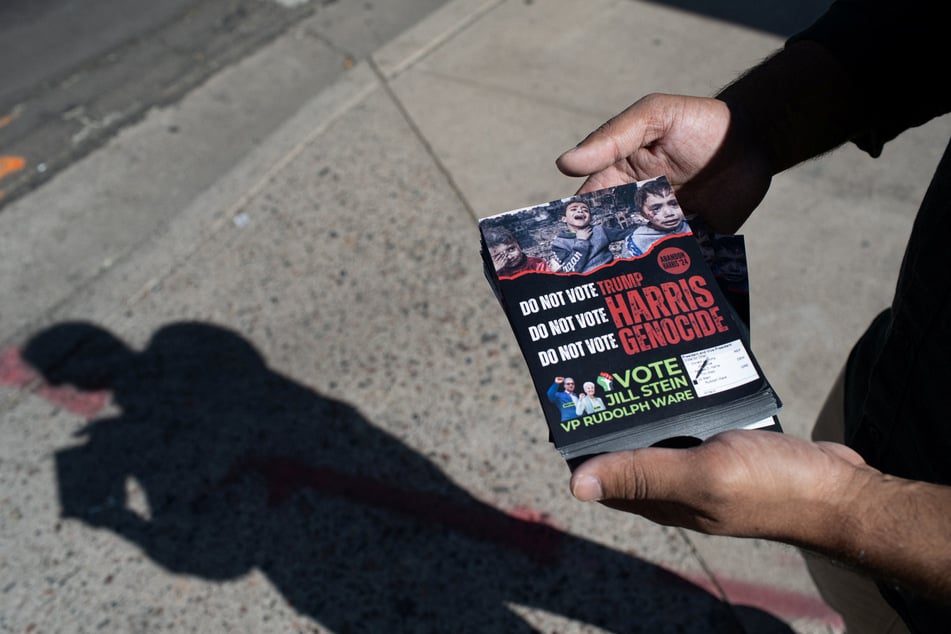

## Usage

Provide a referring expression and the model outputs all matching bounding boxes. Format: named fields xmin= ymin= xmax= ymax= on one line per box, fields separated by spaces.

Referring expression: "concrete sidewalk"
xmin=3 ymin=0 xmax=950 ymax=632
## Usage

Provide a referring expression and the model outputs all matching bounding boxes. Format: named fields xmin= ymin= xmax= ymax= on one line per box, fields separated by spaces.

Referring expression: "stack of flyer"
xmin=479 ymin=177 xmax=781 ymax=464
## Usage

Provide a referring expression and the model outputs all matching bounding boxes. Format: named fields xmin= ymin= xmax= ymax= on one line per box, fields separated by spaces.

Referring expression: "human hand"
xmin=556 ymin=94 xmax=773 ymax=233
xmin=575 ymin=226 xmax=593 ymax=241
xmin=569 ymin=430 xmax=874 ymax=544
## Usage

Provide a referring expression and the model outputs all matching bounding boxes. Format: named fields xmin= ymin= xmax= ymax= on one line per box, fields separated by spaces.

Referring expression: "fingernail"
xmin=560 ymin=144 xmax=581 ymax=156
xmin=572 ymin=474 xmax=603 ymax=501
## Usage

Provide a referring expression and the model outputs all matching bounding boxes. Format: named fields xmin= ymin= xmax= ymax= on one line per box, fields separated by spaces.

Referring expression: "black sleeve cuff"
xmin=788 ymin=0 xmax=951 ymax=156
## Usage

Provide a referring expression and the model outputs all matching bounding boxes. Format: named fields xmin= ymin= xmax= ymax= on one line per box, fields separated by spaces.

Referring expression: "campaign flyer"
xmin=480 ymin=177 xmax=781 ymax=460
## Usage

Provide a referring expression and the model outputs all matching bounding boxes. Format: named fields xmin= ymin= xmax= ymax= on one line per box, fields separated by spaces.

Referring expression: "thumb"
xmin=555 ymin=97 xmax=660 ymax=177
xmin=570 ymin=447 xmax=694 ymax=502
xmin=556 ymin=125 xmax=628 ymax=177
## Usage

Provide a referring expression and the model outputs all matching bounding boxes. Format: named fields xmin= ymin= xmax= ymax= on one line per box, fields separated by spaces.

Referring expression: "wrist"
xmin=785 ymin=463 xmax=900 ymax=566
xmin=758 ymin=459 xmax=873 ymax=552
xmin=716 ymin=41 xmax=859 ymax=173
xmin=791 ymin=466 xmax=951 ymax=599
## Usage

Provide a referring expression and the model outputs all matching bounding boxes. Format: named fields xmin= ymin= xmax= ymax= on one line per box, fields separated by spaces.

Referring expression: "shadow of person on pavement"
xmin=24 ymin=320 xmax=796 ymax=633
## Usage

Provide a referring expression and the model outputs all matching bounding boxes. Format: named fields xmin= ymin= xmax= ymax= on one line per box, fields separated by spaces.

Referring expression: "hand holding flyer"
xmin=479 ymin=177 xmax=781 ymax=463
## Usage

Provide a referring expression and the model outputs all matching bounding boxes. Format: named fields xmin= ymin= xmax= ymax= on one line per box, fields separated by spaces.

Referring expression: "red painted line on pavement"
xmin=674 ymin=568 xmax=842 ymax=626
xmin=0 ymin=346 xmax=110 ymax=419
xmin=0 ymin=346 xmax=38 ymax=387
xmin=221 ymin=455 xmax=565 ymax=563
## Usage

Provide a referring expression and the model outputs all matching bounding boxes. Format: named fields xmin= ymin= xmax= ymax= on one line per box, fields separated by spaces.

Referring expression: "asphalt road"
xmin=0 ymin=0 xmax=448 ymax=209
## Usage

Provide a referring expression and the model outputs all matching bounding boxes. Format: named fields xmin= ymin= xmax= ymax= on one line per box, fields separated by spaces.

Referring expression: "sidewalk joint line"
xmin=674 ymin=527 xmax=750 ymax=629
xmin=377 ymin=0 xmax=506 ymax=81
xmin=369 ymin=58 xmax=480 ymax=225
xmin=124 ymin=75 xmax=381 ymax=309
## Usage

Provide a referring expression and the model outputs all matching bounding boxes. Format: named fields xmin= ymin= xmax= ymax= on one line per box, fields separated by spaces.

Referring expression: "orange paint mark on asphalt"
xmin=0 ymin=111 xmax=18 ymax=128
xmin=0 ymin=156 xmax=27 ymax=181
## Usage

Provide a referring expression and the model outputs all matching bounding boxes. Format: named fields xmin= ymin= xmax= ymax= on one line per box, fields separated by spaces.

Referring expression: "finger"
xmin=570 ymin=447 xmax=696 ymax=502
xmin=556 ymin=123 xmax=629 ymax=177
xmin=556 ymin=97 xmax=663 ymax=177
xmin=575 ymin=169 xmax=633 ymax=195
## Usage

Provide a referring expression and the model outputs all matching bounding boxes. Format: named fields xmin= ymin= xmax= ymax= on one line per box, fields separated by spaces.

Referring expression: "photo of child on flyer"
xmin=622 ymin=177 xmax=691 ymax=258
xmin=481 ymin=177 xmax=701 ymax=281
xmin=548 ymin=199 xmax=635 ymax=274
xmin=481 ymin=181 xmax=640 ymax=280
xmin=483 ymin=226 xmax=550 ymax=277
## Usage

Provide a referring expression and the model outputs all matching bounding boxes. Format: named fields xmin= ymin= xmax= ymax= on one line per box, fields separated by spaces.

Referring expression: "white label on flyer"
xmin=681 ymin=339 xmax=759 ymax=397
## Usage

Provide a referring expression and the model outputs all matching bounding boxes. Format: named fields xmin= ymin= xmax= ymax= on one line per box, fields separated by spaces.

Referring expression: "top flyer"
xmin=479 ymin=176 xmax=781 ymax=462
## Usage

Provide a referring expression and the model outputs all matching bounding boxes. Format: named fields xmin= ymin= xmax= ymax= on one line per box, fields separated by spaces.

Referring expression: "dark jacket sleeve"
xmin=789 ymin=0 xmax=951 ymax=156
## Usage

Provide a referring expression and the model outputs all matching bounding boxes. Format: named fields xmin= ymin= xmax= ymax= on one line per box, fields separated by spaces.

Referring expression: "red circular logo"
xmin=657 ymin=247 xmax=690 ymax=274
